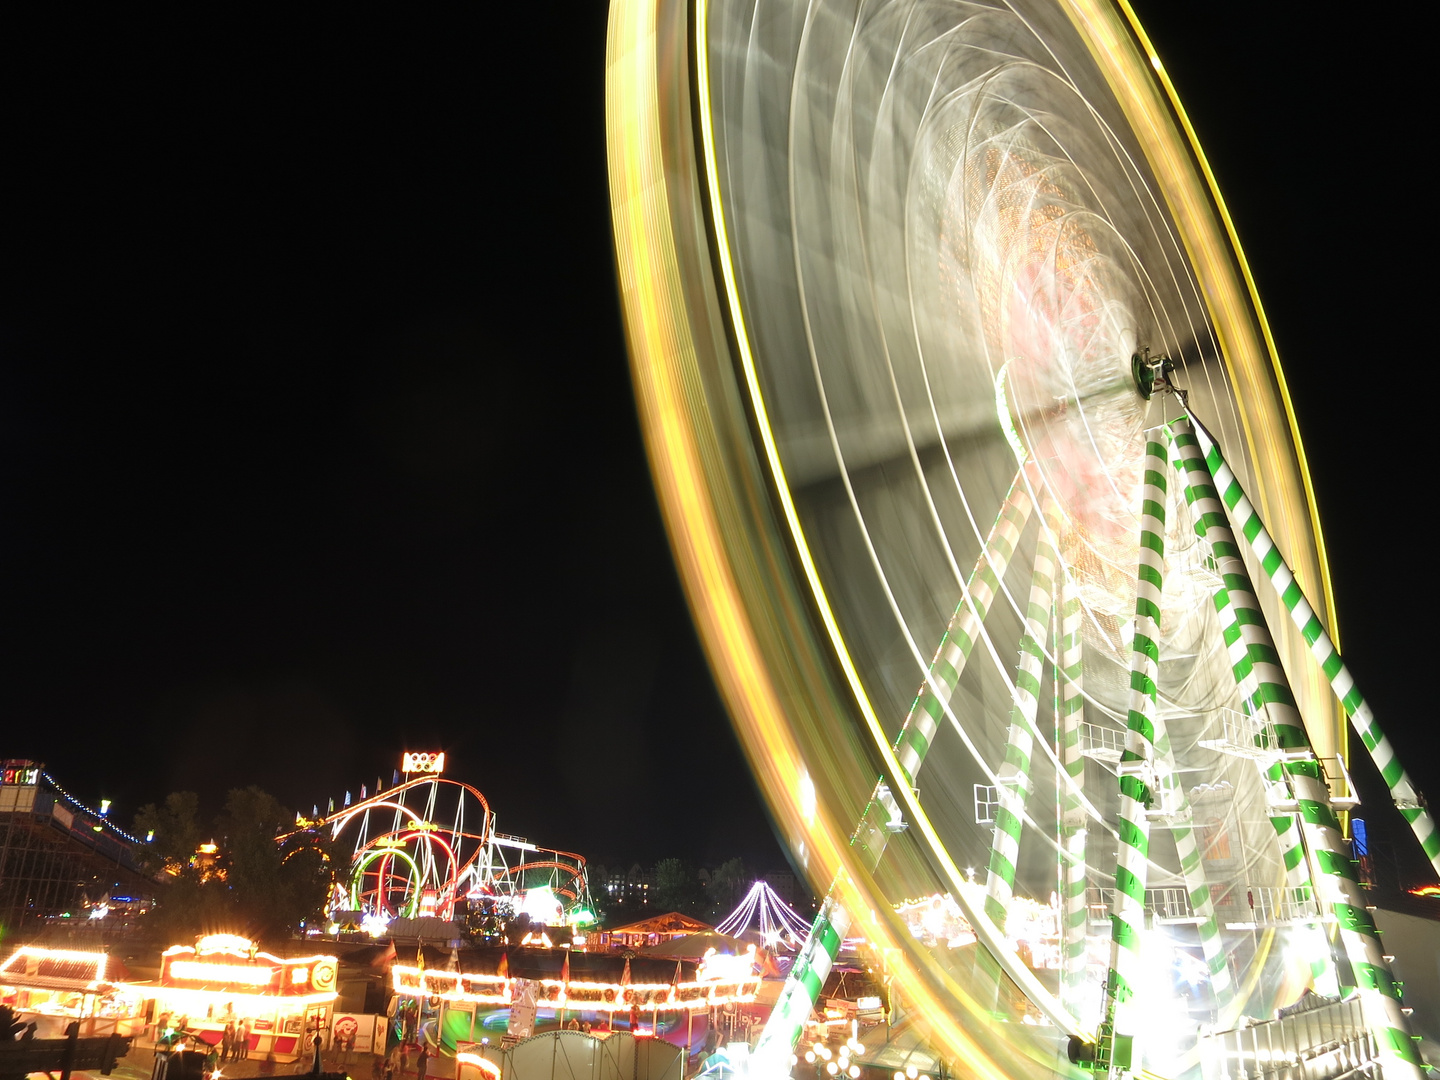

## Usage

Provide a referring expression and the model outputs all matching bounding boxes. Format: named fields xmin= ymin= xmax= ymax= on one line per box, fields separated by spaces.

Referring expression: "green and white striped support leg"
xmin=1127 ymin=458 xmax=1230 ymax=1010
xmin=895 ymin=470 xmax=1033 ymax=787
xmin=984 ymin=493 xmax=1063 ymax=932
xmin=1056 ymin=572 xmax=1089 ymax=1014
xmin=1098 ymin=435 xmax=1167 ymax=1070
xmin=753 ymin=472 xmax=1034 ymax=1074
xmin=750 ymin=894 xmax=852 ymax=1075
xmin=1186 ymin=414 xmax=1440 ymax=878
xmin=1172 ymin=416 xmax=1425 ymax=1078
xmin=1178 ymin=437 xmax=1333 ymax=994
xmin=1150 ymin=722 xmax=1233 ymax=1011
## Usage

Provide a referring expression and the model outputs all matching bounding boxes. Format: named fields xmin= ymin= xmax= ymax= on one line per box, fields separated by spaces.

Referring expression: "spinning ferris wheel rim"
xmin=608 ymin=0 xmax=1351 ymax=1073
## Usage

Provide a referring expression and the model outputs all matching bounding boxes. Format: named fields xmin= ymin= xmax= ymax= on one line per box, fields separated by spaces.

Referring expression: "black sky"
xmin=1 ymin=8 xmax=1434 ymax=885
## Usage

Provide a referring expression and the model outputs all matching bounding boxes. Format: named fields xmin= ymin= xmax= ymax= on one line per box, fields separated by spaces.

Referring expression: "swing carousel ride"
xmin=606 ymin=0 xmax=1436 ymax=1077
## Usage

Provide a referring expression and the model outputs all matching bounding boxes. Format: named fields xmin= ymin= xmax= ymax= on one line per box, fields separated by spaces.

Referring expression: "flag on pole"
xmin=497 ymin=951 xmax=510 ymax=978
xmin=560 ymin=951 xmax=571 ymax=1005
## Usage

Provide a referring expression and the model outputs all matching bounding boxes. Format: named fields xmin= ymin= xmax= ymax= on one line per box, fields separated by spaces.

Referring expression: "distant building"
xmin=599 ymin=862 xmax=653 ymax=907
xmin=764 ymin=870 xmax=812 ymax=910
xmin=0 ymin=761 xmax=155 ymax=936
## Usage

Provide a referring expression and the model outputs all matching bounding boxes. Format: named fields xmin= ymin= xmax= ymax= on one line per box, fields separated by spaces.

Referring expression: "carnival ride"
xmin=717 ymin=882 xmax=812 ymax=950
xmin=306 ymin=764 xmax=592 ymax=927
xmin=607 ymin=1 xmax=1436 ymax=1078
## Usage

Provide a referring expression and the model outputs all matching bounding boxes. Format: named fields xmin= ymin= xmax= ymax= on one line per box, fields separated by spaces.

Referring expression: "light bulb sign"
xmin=402 ymin=752 xmax=445 ymax=775
xmin=159 ymin=936 xmax=339 ymax=998
xmin=1 ymin=761 xmax=40 ymax=787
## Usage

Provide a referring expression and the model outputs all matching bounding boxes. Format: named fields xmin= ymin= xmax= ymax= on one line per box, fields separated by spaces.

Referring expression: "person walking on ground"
xmin=416 ymin=1044 xmax=430 ymax=1080
xmin=221 ymin=1021 xmax=234 ymax=1064
xmin=383 ymin=1056 xmax=395 ymax=1080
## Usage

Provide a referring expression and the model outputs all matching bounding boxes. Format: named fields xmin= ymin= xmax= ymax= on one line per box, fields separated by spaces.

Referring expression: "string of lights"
xmin=41 ymin=772 xmax=146 ymax=845
xmin=716 ymin=881 xmax=812 ymax=945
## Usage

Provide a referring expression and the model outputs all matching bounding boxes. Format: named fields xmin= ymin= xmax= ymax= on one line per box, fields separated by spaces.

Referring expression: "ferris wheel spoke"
xmin=1173 ymin=415 xmax=1426 ymax=1078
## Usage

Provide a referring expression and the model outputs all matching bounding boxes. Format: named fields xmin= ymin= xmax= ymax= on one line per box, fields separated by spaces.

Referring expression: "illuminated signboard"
xmin=159 ymin=936 xmax=337 ymax=998
xmin=169 ymin=961 xmax=275 ymax=986
xmin=0 ymin=762 xmax=40 ymax=787
xmin=402 ymin=752 xmax=445 ymax=775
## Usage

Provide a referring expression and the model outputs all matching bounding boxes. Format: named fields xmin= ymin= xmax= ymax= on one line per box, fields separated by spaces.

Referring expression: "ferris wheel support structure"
xmin=1172 ymin=414 xmax=1424 ymax=1078
xmin=1183 ymin=409 xmax=1440 ymax=879
xmin=751 ymin=472 xmax=1047 ymax=1076
xmin=607 ymin=0 xmax=1434 ymax=1071
xmin=1091 ymin=435 xmax=1168 ymax=1075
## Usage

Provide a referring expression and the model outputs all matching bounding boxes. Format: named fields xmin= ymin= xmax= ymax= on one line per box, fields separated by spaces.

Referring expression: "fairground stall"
xmin=0 ymin=945 xmax=145 ymax=1038
xmin=392 ymin=945 xmax=762 ymax=1055
xmin=120 ymin=934 xmax=338 ymax=1064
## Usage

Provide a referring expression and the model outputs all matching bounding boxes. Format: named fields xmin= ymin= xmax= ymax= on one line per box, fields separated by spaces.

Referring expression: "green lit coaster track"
xmin=606 ymin=1 xmax=1437 ymax=1078
xmin=305 ymin=772 xmax=592 ymax=927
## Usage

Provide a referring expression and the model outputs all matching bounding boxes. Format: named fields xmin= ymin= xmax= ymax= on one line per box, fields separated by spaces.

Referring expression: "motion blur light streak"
xmin=609 ymin=0 xmax=1428 ymax=1075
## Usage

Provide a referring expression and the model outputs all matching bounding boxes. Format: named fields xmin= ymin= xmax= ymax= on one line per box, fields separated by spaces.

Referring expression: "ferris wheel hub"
xmin=1130 ymin=349 xmax=1176 ymax=400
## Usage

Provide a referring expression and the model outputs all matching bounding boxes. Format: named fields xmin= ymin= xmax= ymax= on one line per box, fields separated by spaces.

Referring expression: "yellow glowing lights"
xmin=402 ymin=752 xmax=445 ymax=774
xmin=391 ymin=964 xmax=759 ymax=1014
xmin=0 ymin=946 xmax=108 ymax=984
xmin=161 ymin=937 xmax=337 ymax=1002
xmin=456 ymin=1053 xmax=502 ymax=1080
xmin=696 ymin=946 xmax=756 ymax=982
xmin=169 ymin=962 xmax=274 ymax=985
xmin=195 ymin=934 xmax=254 ymax=955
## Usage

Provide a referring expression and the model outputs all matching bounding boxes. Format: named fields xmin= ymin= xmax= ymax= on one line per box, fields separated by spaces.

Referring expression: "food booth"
xmin=123 ymin=934 xmax=338 ymax=1064
xmin=0 ymin=946 xmax=146 ymax=1038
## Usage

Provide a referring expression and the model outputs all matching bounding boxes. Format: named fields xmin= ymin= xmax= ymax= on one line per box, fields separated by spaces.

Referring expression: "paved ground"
xmin=52 ymin=1044 xmax=460 ymax=1080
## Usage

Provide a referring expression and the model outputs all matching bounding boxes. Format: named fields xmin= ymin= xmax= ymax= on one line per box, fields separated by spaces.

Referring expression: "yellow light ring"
xmin=606 ymin=1 xmax=1074 ymax=1075
xmin=608 ymin=0 xmax=1333 ymax=1071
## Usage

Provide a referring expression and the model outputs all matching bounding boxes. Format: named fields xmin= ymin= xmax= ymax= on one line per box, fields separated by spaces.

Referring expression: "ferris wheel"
xmin=607 ymin=1 xmax=1436 ymax=1078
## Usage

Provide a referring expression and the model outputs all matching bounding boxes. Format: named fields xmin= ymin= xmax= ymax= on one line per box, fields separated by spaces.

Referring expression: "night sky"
xmin=1 ymin=9 xmax=1433 ymax=885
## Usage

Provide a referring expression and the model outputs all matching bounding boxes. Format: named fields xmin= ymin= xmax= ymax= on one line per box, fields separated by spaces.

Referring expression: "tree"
xmin=709 ymin=858 xmax=748 ymax=918
xmin=131 ymin=786 xmax=339 ymax=945
xmin=652 ymin=858 xmax=701 ymax=915
xmin=132 ymin=791 xmax=231 ymax=940
xmin=1 ymin=1003 xmax=27 ymax=1080
xmin=220 ymin=786 xmax=338 ymax=941
xmin=134 ymin=792 xmax=203 ymax=875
